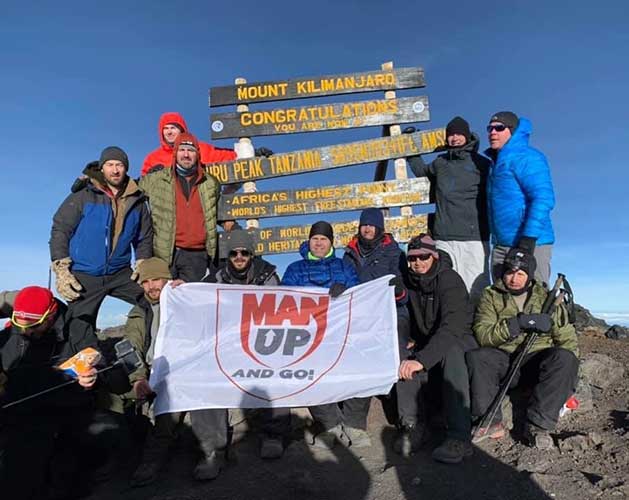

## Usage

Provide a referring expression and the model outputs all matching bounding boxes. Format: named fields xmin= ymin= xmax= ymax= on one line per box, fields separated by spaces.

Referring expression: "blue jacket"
xmin=486 ymin=117 xmax=555 ymax=246
xmin=281 ymin=241 xmax=360 ymax=289
xmin=50 ymin=178 xmax=153 ymax=276
xmin=343 ymin=233 xmax=408 ymax=305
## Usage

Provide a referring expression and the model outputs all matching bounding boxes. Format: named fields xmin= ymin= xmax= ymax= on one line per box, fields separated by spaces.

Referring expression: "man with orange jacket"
xmin=141 ymin=112 xmax=237 ymax=176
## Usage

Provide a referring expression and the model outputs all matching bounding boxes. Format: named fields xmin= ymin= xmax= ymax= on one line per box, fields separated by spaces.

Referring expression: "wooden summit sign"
xmin=218 ymin=215 xmax=428 ymax=256
xmin=210 ymin=96 xmax=430 ymax=139
xmin=205 ymin=128 xmax=445 ymax=185
xmin=218 ymin=178 xmax=430 ymax=220
xmin=209 ymin=67 xmax=425 ymax=106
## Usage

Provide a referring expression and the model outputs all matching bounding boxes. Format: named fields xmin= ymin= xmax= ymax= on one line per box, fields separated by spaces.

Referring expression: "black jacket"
xmin=207 ymin=257 xmax=280 ymax=286
xmin=404 ymin=254 xmax=475 ymax=370
xmin=0 ymin=302 xmax=98 ymax=417
xmin=407 ymin=134 xmax=490 ymax=242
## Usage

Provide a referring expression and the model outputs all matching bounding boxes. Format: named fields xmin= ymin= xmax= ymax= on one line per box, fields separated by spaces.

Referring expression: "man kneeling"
xmin=468 ymin=249 xmax=579 ymax=449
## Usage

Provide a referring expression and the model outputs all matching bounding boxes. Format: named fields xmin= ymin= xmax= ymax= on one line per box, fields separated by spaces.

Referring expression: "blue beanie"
xmin=359 ymin=208 xmax=384 ymax=229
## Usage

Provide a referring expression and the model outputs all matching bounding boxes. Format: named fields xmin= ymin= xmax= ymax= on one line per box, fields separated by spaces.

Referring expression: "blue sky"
xmin=1 ymin=1 xmax=627 ymax=327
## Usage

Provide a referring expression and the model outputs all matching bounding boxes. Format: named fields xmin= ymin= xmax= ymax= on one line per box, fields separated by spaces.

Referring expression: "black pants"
xmin=170 ymin=248 xmax=216 ymax=282
xmin=142 ymin=409 xmax=229 ymax=460
xmin=466 ymin=346 xmax=579 ymax=430
xmin=69 ymin=267 xmax=142 ymax=326
xmin=258 ymin=407 xmax=291 ymax=439
xmin=0 ymin=409 xmax=123 ymax=500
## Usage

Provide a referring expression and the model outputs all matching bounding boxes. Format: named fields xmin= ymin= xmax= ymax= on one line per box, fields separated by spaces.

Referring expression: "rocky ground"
xmin=88 ymin=317 xmax=629 ymax=500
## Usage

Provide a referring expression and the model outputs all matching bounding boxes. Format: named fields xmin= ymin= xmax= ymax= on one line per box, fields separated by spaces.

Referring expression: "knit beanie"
xmin=99 ymin=146 xmax=129 ymax=170
xmin=11 ymin=286 xmax=58 ymax=328
xmin=407 ymin=233 xmax=439 ymax=259
xmin=135 ymin=257 xmax=172 ymax=284
xmin=445 ymin=116 xmax=471 ymax=142
xmin=489 ymin=111 xmax=519 ymax=132
xmin=172 ymin=132 xmax=200 ymax=168
xmin=309 ymin=221 xmax=334 ymax=243
xmin=359 ymin=208 xmax=385 ymax=230
xmin=503 ymin=248 xmax=537 ymax=278
xmin=225 ymin=229 xmax=255 ymax=255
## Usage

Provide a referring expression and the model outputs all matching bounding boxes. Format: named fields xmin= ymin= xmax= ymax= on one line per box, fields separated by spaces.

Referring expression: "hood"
xmin=484 ymin=117 xmax=532 ymax=159
xmin=158 ymin=112 xmax=188 ymax=150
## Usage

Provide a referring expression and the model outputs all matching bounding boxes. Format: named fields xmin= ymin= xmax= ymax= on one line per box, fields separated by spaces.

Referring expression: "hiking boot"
xmin=131 ymin=460 xmax=163 ymax=487
xmin=432 ymin=438 xmax=473 ymax=464
xmin=260 ymin=436 xmax=284 ymax=459
xmin=393 ymin=423 xmax=424 ymax=457
xmin=524 ymin=423 xmax=554 ymax=450
xmin=193 ymin=450 xmax=225 ymax=481
xmin=345 ymin=427 xmax=372 ymax=448
xmin=472 ymin=421 xmax=506 ymax=444
xmin=310 ymin=424 xmax=351 ymax=449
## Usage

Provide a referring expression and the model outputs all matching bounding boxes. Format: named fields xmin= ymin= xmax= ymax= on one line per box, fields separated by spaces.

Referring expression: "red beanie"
xmin=12 ymin=286 xmax=57 ymax=327
xmin=172 ymin=132 xmax=200 ymax=166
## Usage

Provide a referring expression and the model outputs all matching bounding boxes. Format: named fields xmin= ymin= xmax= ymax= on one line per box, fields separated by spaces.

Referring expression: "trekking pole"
xmin=472 ymin=274 xmax=566 ymax=443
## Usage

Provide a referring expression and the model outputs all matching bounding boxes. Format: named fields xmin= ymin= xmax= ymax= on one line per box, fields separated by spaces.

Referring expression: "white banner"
xmin=150 ymin=275 xmax=399 ymax=415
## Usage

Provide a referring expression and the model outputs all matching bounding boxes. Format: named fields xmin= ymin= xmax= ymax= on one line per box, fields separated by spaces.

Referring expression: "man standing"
xmin=140 ymin=133 xmax=221 ymax=282
xmin=207 ymin=230 xmax=290 ymax=459
xmin=486 ymin=111 xmax=555 ymax=284
xmin=342 ymin=208 xmax=408 ymax=448
xmin=398 ymin=234 xmax=477 ymax=464
xmin=50 ymin=146 xmax=152 ymax=325
xmin=281 ymin=221 xmax=361 ymax=448
xmin=468 ymin=249 xmax=578 ymax=449
xmin=126 ymin=258 xmax=229 ymax=486
xmin=141 ymin=112 xmax=237 ymax=176
xmin=407 ymin=116 xmax=491 ymax=303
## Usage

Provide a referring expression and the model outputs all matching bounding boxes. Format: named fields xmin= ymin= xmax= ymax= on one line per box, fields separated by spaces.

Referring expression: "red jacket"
xmin=141 ymin=112 xmax=237 ymax=176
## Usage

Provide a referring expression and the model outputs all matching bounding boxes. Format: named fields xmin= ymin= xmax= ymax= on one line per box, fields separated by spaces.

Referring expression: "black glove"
xmin=402 ymin=126 xmax=416 ymax=134
xmin=255 ymin=147 xmax=274 ymax=157
xmin=518 ymin=236 xmax=537 ymax=254
xmin=518 ymin=313 xmax=552 ymax=334
xmin=328 ymin=283 xmax=347 ymax=298
xmin=388 ymin=276 xmax=406 ymax=298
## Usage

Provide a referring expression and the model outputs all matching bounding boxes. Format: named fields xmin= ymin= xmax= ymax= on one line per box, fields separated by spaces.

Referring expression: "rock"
xmin=587 ymin=431 xmax=604 ymax=447
xmin=574 ymin=303 xmax=608 ymax=331
xmin=579 ymin=353 xmax=625 ymax=390
xmin=606 ymin=324 xmax=629 ymax=340
xmin=558 ymin=432 xmax=603 ymax=453
xmin=573 ymin=376 xmax=594 ymax=410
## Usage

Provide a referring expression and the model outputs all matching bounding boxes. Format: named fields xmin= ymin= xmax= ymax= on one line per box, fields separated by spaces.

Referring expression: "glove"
xmin=518 ymin=313 xmax=552 ymax=334
xmin=388 ymin=276 xmax=406 ymax=299
xmin=130 ymin=259 xmax=146 ymax=282
xmin=52 ymin=257 xmax=83 ymax=301
xmin=518 ymin=236 xmax=537 ymax=254
xmin=402 ymin=126 xmax=416 ymax=134
xmin=328 ymin=283 xmax=347 ymax=298
xmin=255 ymin=147 xmax=274 ymax=157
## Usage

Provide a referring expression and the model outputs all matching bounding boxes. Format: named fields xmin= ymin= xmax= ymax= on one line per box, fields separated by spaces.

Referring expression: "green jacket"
xmin=473 ymin=281 xmax=578 ymax=356
xmin=139 ymin=167 xmax=220 ymax=265
xmin=123 ymin=300 xmax=153 ymax=384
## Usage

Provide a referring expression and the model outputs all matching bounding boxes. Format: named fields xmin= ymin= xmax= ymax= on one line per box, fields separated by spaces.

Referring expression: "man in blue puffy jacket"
xmin=50 ymin=147 xmax=153 ymax=325
xmin=281 ymin=221 xmax=361 ymax=448
xmin=486 ymin=111 xmax=555 ymax=285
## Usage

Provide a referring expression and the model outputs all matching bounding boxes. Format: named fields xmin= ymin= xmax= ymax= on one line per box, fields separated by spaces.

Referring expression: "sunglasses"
xmin=487 ymin=124 xmax=508 ymax=133
xmin=407 ymin=254 xmax=432 ymax=262
xmin=228 ymin=249 xmax=251 ymax=258
xmin=11 ymin=304 xmax=55 ymax=331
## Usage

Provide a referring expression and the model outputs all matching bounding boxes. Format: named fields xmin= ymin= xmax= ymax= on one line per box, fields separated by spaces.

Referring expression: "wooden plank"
xmin=210 ymin=96 xmax=430 ymax=139
xmin=209 ymin=67 xmax=425 ymax=106
xmin=218 ymin=215 xmax=428 ymax=257
xmin=218 ymin=178 xmax=430 ymax=220
xmin=205 ymin=128 xmax=445 ymax=185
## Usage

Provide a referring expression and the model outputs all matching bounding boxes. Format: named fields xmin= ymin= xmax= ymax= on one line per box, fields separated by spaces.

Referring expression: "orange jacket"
xmin=141 ymin=112 xmax=236 ymax=176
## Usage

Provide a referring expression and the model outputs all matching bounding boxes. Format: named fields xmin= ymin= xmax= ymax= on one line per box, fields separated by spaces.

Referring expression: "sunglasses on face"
xmin=228 ymin=249 xmax=251 ymax=258
xmin=407 ymin=254 xmax=432 ymax=262
xmin=487 ymin=124 xmax=508 ymax=133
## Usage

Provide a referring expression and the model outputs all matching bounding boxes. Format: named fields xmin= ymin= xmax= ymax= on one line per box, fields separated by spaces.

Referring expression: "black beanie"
xmin=309 ymin=221 xmax=334 ymax=243
xmin=99 ymin=146 xmax=129 ymax=170
xmin=489 ymin=111 xmax=519 ymax=132
xmin=503 ymin=248 xmax=537 ymax=278
xmin=445 ymin=116 xmax=471 ymax=142
xmin=359 ymin=208 xmax=385 ymax=230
